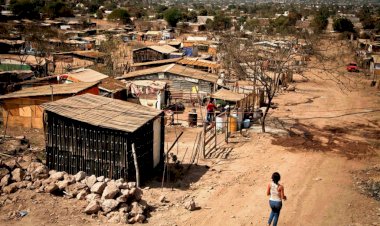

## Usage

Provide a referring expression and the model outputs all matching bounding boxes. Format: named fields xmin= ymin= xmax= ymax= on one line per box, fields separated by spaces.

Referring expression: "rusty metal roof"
xmin=0 ymin=82 xmax=99 ymax=99
xmin=211 ymin=89 xmax=246 ymax=102
xmin=131 ymin=58 xmax=180 ymax=67
xmin=177 ymin=58 xmax=220 ymax=69
xmin=118 ymin=64 xmax=218 ymax=83
xmin=42 ymin=94 xmax=162 ymax=133
xmin=66 ymin=68 xmax=109 ymax=82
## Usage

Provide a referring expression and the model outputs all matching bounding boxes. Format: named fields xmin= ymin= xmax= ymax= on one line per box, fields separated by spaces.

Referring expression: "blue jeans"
xmin=268 ymin=200 xmax=282 ymax=226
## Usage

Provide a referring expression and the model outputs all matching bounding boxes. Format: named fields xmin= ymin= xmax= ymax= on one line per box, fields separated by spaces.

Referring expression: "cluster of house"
xmin=0 ymin=12 xmax=312 ymax=182
xmin=355 ymin=33 xmax=380 ymax=77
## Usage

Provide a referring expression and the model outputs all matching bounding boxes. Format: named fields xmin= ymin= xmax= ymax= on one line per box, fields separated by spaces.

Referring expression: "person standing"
xmin=206 ymin=99 xmax=217 ymax=122
xmin=267 ymin=172 xmax=287 ymax=226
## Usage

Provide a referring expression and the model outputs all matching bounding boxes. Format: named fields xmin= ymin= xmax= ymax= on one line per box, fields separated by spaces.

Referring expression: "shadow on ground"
xmin=269 ymin=118 xmax=379 ymax=159
xmin=146 ymin=163 xmax=209 ymax=190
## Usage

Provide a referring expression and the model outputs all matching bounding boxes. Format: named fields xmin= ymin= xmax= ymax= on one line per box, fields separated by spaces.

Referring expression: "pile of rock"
xmin=0 ymin=160 xmax=148 ymax=224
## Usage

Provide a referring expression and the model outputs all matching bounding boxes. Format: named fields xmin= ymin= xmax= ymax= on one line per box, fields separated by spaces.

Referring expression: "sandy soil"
xmin=1 ymin=38 xmax=379 ymax=226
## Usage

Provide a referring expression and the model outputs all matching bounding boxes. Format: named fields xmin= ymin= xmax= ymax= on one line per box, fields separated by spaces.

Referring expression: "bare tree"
xmin=219 ymin=34 xmax=309 ymax=132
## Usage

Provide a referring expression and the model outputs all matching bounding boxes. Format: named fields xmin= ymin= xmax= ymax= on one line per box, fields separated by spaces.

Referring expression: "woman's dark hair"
xmin=272 ymin=172 xmax=281 ymax=184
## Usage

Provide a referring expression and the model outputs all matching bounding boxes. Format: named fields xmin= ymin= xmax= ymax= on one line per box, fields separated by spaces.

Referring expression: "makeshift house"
xmin=177 ymin=58 xmax=220 ymax=73
xmin=0 ymin=39 xmax=25 ymax=54
xmin=0 ymin=82 xmax=99 ymax=129
xmin=370 ymin=55 xmax=380 ymax=76
xmin=65 ymin=68 xmax=109 ymax=83
xmin=125 ymin=80 xmax=167 ymax=110
xmin=99 ymin=77 xmax=127 ymax=100
xmin=0 ymin=70 xmax=34 ymax=95
xmin=42 ymin=94 xmax=164 ymax=182
xmin=133 ymin=45 xmax=179 ymax=63
xmin=0 ymin=54 xmax=49 ymax=76
xmin=117 ymin=64 xmax=219 ymax=102
xmin=131 ymin=58 xmax=180 ymax=71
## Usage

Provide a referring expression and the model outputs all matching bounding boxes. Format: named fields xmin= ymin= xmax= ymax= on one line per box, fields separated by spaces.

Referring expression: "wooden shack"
xmin=42 ymin=94 xmax=164 ymax=182
xmin=117 ymin=64 xmax=219 ymax=102
xmin=133 ymin=45 xmax=178 ymax=63
xmin=0 ymin=82 xmax=99 ymax=129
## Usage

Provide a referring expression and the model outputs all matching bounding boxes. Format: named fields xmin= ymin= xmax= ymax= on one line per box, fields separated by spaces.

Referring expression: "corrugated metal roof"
xmin=177 ymin=58 xmax=220 ymax=69
xmin=67 ymin=68 xmax=109 ymax=82
xmin=211 ymin=89 xmax=246 ymax=102
xmin=133 ymin=45 xmax=178 ymax=54
xmin=99 ymin=77 xmax=126 ymax=92
xmin=42 ymin=94 xmax=162 ymax=133
xmin=131 ymin=58 xmax=180 ymax=67
xmin=118 ymin=64 xmax=218 ymax=83
xmin=0 ymin=82 xmax=99 ymax=99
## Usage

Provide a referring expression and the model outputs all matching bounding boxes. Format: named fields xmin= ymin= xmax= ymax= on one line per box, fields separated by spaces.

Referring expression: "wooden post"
xmin=203 ymin=123 xmax=206 ymax=158
xmin=131 ymin=143 xmax=140 ymax=188
xmin=3 ymin=110 xmax=9 ymax=139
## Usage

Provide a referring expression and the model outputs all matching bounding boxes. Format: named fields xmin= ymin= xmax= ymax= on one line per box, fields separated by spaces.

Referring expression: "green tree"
xmin=96 ymin=9 xmax=103 ymax=19
xmin=207 ymin=14 xmax=231 ymax=31
xmin=245 ymin=19 xmax=259 ymax=32
xmin=44 ymin=1 xmax=73 ymax=19
xmin=10 ymin=0 xmax=43 ymax=19
xmin=199 ymin=8 xmax=208 ymax=16
xmin=163 ymin=8 xmax=182 ymax=27
xmin=333 ymin=17 xmax=354 ymax=32
xmin=311 ymin=7 xmax=329 ymax=32
xmin=107 ymin=8 xmax=131 ymax=24
xmin=187 ymin=11 xmax=197 ymax=23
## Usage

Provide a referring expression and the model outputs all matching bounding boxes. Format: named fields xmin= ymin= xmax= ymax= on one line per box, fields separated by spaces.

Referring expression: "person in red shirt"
xmin=206 ymin=99 xmax=217 ymax=122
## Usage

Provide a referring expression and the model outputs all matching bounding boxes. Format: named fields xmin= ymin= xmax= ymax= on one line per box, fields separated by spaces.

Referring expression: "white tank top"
xmin=269 ymin=182 xmax=282 ymax=201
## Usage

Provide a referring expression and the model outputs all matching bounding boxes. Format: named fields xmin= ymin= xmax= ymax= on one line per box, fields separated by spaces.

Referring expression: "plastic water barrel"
xmin=243 ymin=119 xmax=251 ymax=128
xmin=215 ymin=116 xmax=224 ymax=132
xmin=228 ymin=116 xmax=238 ymax=132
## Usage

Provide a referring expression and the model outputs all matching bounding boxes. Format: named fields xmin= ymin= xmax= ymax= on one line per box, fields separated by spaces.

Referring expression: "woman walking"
xmin=267 ymin=172 xmax=287 ymax=226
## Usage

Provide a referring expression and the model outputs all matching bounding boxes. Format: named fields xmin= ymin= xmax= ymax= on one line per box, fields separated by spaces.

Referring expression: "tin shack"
xmin=42 ymin=94 xmax=164 ymax=182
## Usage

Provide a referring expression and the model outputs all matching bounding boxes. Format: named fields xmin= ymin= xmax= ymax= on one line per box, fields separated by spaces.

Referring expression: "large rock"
xmin=128 ymin=182 xmax=136 ymax=189
xmin=84 ymin=200 xmax=100 ymax=214
xmin=107 ymin=211 xmax=121 ymax=223
xmin=63 ymin=174 xmax=76 ymax=184
xmin=96 ymin=176 xmax=104 ymax=182
xmin=3 ymin=183 xmax=18 ymax=194
xmin=86 ymin=193 xmax=100 ymax=202
xmin=102 ymin=183 xmax=120 ymax=199
xmin=90 ymin=182 xmax=107 ymax=194
xmin=129 ymin=187 xmax=143 ymax=201
xmin=50 ymin=172 xmax=65 ymax=181
xmin=14 ymin=181 xmax=29 ymax=189
xmin=27 ymin=162 xmax=49 ymax=180
xmin=56 ymin=180 xmax=70 ymax=190
xmin=116 ymin=194 xmax=129 ymax=203
xmin=101 ymin=199 xmax=119 ymax=213
xmin=74 ymin=171 xmax=86 ymax=182
xmin=11 ymin=168 xmax=25 ymax=182
xmin=0 ymin=174 xmax=11 ymax=187
xmin=76 ymin=189 xmax=89 ymax=200
xmin=129 ymin=201 xmax=144 ymax=217
xmin=85 ymin=175 xmax=97 ymax=188
xmin=184 ymin=199 xmax=196 ymax=211
xmin=44 ymin=183 xmax=59 ymax=193
xmin=66 ymin=183 xmax=87 ymax=196
xmin=0 ymin=168 xmax=10 ymax=180
xmin=128 ymin=214 xmax=146 ymax=224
